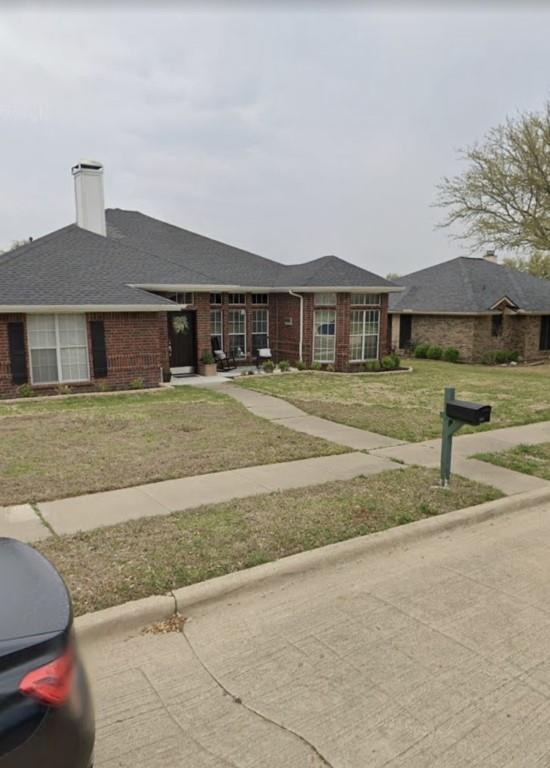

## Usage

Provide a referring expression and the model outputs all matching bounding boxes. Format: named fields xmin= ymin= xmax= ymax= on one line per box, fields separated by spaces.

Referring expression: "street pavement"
xmin=83 ymin=497 xmax=550 ymax=767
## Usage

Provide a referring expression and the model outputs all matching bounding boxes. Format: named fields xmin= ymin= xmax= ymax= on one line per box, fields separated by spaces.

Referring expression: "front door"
xmin=168 ymin=311 xmax=197 ymax=372
xmin=399 ymin=314 xmax=412 ymax=349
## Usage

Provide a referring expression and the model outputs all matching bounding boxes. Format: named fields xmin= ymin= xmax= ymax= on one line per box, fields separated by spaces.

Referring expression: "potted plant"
xmin=199 ymin=350 xmax=217 ymax=377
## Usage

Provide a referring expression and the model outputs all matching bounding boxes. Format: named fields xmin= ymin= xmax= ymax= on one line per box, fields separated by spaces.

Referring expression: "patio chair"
xmin=255 ymin=346 xmax=273 ymax=369
xmin=211 ymin=338 xmax=237 ymax=371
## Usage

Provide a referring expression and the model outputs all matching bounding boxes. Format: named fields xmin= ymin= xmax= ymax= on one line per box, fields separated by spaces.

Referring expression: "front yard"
xmin=37 ymin=466 xmax=501 ymax=615
xmin=476 ymin=443 xmax=550 ymax=481
xmin=237 ymin=360 xmax=550 ymax=441
xmin=0 ymin=387 xmax=344 ymax=506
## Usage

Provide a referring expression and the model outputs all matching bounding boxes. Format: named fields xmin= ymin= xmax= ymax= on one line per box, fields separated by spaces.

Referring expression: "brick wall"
xmin=0 ymin=311 xmax=166 ymax=398
xmin=471 ymin=314 xmax=524 ymax=362
xmin=521 ymin=315 xmax=550 ymax=361
xmin=407 ymin=314 xmax=477 ymax=360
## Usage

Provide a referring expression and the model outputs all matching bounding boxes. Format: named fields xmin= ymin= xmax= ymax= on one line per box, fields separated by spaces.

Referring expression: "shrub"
xmin=508 ymin=350 xmax=520 ymax=362
xmin=262 ymin=360 xmax=275 ymax=373
xmin=55 ymin=384 xmax=72 ymax=396
xmin=278 ymin=360 xmax=290 ymax=372
xmin=364 ymin=360 xmax=381 ymax=372
xmin=442 ymin=347 xmax=460 ymax=363
xmin=295 ymin=360 xmax=306 ymax=371
xmin=311 ymin=361 xmax=322 ymax=371
xmin=494 ymin=350 xmax=509 ymax=364
xmin=426 ymin=345 xmax=443 ymax=360
xmin=481 ymin=351 xmax=497 ymax=365
xmin=325 ymin=363 xmax=335 ymax=372
xmin=16 ymin=383 xmax=34 ymax=398
xmin=96 ymin=381 xmax=110 ymax=392
xmin=129 ymin=377 xmax=145 ymax=389
xmin=200 ymin=350 xmax=215 ymax=364
xmin=381 ymin=354 xmax=400 ymax=370
xmin=414 ymin=343 xmax=430 ymax=359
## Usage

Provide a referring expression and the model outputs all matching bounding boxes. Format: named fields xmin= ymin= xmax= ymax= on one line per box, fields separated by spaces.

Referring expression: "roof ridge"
xmin=0 ymin=224 xmax=76 ymax=267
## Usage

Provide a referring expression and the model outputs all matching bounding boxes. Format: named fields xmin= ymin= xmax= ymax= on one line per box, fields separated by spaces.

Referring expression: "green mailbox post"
xmin=440 ymin=387 xmax=492 ymax=487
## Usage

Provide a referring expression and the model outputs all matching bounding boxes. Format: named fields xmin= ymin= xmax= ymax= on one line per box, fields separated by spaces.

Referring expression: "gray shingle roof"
xmin=389 ymin=257 xmax=550 ymax=314
xmin=0 ymin=208 xmax=395 ymax=309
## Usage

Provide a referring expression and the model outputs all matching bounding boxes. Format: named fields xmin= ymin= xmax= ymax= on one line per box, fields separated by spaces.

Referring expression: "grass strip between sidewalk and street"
xmin=475 ymin=442 xmax=550 ymax=481
xmin=37 ymin=466 xmax=502 ymax=616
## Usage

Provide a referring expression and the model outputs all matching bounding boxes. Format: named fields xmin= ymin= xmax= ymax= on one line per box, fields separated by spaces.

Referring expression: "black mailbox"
xmin=445 ymin=399 xmax=491 ymax=426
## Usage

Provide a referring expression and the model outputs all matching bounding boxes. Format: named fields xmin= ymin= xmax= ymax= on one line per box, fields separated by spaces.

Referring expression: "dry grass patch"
xmin=37 ymin=466 xmax=502 ymax=616
xmin=238 ymin=360 xmax=550 ymax=441
xmin=0 ymin=387 xmax=344 ymax=505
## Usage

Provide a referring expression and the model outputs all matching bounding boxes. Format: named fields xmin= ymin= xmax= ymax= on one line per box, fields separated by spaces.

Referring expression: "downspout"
xmin=288 ymin=290 xmax=303 ymax=362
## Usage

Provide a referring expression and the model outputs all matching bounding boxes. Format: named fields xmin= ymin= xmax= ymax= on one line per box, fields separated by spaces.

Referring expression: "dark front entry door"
xmin=168 ymin=311 xmax=197 ymax=371
xmin=399 ymin=314 xmax=412 ymax=349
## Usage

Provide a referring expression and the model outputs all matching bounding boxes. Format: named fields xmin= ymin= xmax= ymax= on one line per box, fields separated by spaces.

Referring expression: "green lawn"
xmin=476 ymin=442 xmax=550 ymax=480
xmin=37 ymin=466 xmax=501 ymax=615
xmin=236 ymin=360 xmax=550 ymax=442
xmin=0 ymin=387 xmax=345 ymax=505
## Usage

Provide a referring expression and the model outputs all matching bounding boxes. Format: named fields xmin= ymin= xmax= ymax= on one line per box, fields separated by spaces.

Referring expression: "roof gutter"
xmin=288 ymin=290 xmax=304 ymax=362
xmin=0 ymin=304 xmax=181 ymax=314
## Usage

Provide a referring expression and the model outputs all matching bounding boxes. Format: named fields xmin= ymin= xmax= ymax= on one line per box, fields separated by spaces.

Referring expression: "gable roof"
xmin=389 ymin=257 xmax=550 ymax=314
xmin=0 ymin=208 xmax=397 ymax=311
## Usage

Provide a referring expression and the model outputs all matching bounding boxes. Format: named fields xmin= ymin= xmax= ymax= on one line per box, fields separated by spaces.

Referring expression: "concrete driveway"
xmin=84 ymin=499 xmax=550 ymax=767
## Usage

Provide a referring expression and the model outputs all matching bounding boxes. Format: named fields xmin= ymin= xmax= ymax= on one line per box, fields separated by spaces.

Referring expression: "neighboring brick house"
xmin=0 ymin=160 xmax=400 ymax=397
xmin=389 ymin=253 xmax=550 ymax=362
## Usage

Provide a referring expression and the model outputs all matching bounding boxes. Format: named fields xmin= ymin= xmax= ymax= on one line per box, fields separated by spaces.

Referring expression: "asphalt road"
xmin=84 ymin=499 xmax=550 ymax=767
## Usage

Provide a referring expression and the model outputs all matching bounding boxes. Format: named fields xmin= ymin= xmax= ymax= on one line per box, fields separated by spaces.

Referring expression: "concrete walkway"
xmin=84 ymin=494 xmax=550 ymax=767
xmin=1 ymin=451 xmax=401 ymax=542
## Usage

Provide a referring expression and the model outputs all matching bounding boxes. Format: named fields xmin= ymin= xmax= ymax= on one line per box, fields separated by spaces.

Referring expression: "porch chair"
xmin=211 ymin=337 xmax=237 ymax=371
xmin=255 ymin=342 xmax=273 ymax=369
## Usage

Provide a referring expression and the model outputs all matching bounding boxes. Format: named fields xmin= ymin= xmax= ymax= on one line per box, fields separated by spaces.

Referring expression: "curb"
xmin=75 ymin=485 xmax=550 ymax=643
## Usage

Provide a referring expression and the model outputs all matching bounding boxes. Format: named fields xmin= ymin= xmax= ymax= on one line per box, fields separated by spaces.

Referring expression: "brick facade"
xmin=0 ymin=311 xmax=166 ymax=398
xmin=392 ymin=312 xmax=550 ymax=363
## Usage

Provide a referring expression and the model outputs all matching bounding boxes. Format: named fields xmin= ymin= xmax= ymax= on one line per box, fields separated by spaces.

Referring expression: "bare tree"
xmin=435 ymin=103 xmax=550 ymax=254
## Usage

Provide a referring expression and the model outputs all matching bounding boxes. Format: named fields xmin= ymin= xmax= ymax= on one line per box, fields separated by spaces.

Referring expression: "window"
xmin=313 ymin=310 xmax=336 ymax=362
xmin=228 ymin=293 xmax=245 ymax=305
xmin=210 ymin=293 xmax=222 ymax=305
xmin=160 ymin=291 xmax=193 ymax=304
xmin=252 ymin=309 xmax=269 ymax=352
xmin=210 ymin=309 xmax=223 ymax=352
xmin=228 ymin=309 xmax=246 ymax=358
xmin=351 ymin=294 xmax=381 ymax=306
xmin=540 ymin=316 xmax=550 ymax=351
xmin=251 ymin=294 xmax=268 ymax=305
xmin=349 ymin=309 xmax=380 ymax=361
xmin=491 ymin=314 xmax=503 ymax=337
xmin=314 ymin=293 xmax=337 ymax=306
xmin=27 ymin=314 xmax=89 ymax=384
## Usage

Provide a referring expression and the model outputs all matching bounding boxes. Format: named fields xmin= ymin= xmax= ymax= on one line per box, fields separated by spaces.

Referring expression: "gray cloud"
xmin=1 ymin=5 xmax=549 ymax=276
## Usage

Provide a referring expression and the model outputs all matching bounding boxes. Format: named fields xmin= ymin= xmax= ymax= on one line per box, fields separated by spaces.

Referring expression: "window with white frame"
xmin=228 ymin=309 xmax=246 ymax=358
xmin=349 ymin=309 xmax=380 ymax=361
xmin=27 ymin=314 xmax=90 ymax=384
xmin=251 ymin=294 xmax=268 ymax=305
xmin=228 ymin=293 xmax=245 ymax=305
xmin=209 ymin=293 xmax=222 ymax=305
xmin=351 ymin=294 xmax=381 ymax=306
xmin=251 ymin=309 xmax=269 ymax=352
xmin=313 ymin=310 xmax=336 ymax=362
xmin=210 ymin=309 xmax=223 ymax=352
xmin=314 ymin=293 xmax=337 ymax=306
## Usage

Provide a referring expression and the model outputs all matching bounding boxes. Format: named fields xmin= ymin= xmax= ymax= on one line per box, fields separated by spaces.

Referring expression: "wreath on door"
xmin=172 ymin=316 xmax=190 ymax=334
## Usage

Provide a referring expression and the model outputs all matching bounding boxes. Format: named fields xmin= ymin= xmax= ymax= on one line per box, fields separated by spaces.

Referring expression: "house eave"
xmin=132 ymin=283 xmax=404 ymax=294
xmin=0 ymin=304 xmax=180 ymax=314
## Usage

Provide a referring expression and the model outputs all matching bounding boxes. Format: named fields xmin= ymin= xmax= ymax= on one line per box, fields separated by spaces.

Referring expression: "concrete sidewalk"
xmin=2 ymin=451 xmax=401 ymax=542
xmin=83 ymin=493 xmax=550 ymax=767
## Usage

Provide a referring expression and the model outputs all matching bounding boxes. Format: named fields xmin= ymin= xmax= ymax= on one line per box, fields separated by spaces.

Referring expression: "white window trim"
xmin=251 ymin=308 xmax=269 ymax=350
xmin=228 ymin=308 xmax=247 ymax=358
xmin=27 ymin=314 xmax=90 ymax=385
xmin=313 ymin=309 xmax=337 ymax=363
xmin=351 ymin=293 xmax=381 ymax=306
xmin=314 ymin=292 xmax=337 ymax=307
xmin=210 ymin=308 xmax=223 ymax=349
xmin=349 ymin=309 xmax=380 ymax=362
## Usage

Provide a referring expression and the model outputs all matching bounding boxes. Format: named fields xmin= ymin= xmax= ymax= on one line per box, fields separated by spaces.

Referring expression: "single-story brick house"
xmin=389 ymin=252 xmax=550 ymax=362
xmin=0 ymin=160 xmax=401 ymax=397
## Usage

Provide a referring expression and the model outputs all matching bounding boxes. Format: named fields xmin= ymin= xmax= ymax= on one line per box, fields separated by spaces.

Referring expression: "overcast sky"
xmin=1 ymin=3 xmax=549 ymax=276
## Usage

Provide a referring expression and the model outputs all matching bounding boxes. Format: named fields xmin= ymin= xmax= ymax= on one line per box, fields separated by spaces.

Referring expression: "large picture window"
xmin=228 ymin=309 xmax=246 ymax=358
xmin=210 ymin=309 xmax=223 ymax=352
xmin=349 ymin=309 xmax=380 ymax=361
xmin=313 ymin=310 xmax=336 ymax=363
xmin=251 ymin=309 xmax=269 ymax=352
xmin=27 ymin=314 xmax=89 ymax=384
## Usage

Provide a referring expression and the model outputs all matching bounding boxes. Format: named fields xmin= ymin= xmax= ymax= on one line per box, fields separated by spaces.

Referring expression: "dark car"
xmin=0 ymin=538 xmax=94 ymax=767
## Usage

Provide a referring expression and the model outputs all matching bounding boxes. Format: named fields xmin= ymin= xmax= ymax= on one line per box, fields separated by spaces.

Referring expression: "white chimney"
xmin=71 ymin=159 xmax=106 ymax=236
xmin=483 ymin=249 xmax=498 ymax=264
